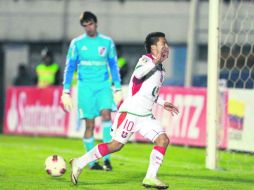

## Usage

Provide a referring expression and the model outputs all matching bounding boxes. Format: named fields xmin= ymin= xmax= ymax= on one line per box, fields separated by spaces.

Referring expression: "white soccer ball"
xmin=45 ymin=155 xmax=66 ymax=177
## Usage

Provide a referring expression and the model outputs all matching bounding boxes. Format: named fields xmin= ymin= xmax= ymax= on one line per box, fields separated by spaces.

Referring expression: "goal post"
xmin=206 ymin=0 xmax=219 ymax=170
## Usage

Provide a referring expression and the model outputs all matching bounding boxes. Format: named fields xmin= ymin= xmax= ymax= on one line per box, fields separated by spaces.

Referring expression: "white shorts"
xmin=111 ymin=112 xmax=166 ymax=144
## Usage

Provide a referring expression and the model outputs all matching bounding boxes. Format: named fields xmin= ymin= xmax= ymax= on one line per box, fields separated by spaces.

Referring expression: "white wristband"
xmin=156 ymin=97 xmax=165 ymax=106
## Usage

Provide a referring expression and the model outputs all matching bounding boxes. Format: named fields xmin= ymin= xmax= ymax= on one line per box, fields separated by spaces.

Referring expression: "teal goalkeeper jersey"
xmin=63 ymin=33 xmax=121 ymax=92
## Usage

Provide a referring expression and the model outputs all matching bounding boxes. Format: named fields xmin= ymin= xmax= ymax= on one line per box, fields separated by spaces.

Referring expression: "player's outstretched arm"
xmin=156 ymin=97 xmax=178 ymax=116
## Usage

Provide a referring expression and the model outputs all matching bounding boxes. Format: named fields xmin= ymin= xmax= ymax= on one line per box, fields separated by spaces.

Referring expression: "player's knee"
xmin=101 ymin=110 xmax=111 ymax=121
xmin=84 ymin=123 xmax=94 ymax=138
xmin=155 ymin=134 xmax=170 ymax=147
xmin=85 ymin=125 xmax=94 ymax=132
xmin=85 ymin=119 xmax=95 ymax=131
xmin=163 ymin=136 xmax=170 ymax=146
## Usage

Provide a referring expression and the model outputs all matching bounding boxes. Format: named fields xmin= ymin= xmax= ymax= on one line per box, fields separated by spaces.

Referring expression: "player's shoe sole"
xmin=142 ymin=184 xmax=169 ymax=189
xmin=69 ymin=159 xmax=82 ymax=185
xmin=142 ymin=178 xmax=169 ymax=189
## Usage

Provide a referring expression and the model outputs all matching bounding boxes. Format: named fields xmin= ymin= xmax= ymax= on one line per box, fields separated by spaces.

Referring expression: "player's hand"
xmin=114 ymin=90 xmax=123 ymax=107
xmin=164 ymin=102 xmax=179 ymax=116
xmin=61 ymin=92 xmax=73 ymax=112
xmin=153 ymin=46 xmax=169 ymax=64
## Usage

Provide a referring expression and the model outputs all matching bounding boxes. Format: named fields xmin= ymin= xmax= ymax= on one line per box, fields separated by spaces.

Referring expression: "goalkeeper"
xmin=61 ymin=11 xmax=122 ymax=171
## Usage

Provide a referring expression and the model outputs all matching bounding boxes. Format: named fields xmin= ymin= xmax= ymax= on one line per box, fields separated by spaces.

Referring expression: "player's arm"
xmin=156 ymin=97 xmax=179 ymax=116
xmin=108 ymin=40 xmax=121 ymax=90
xmin=108 ymin=40 xmax=123 ymax=106
xmin=61 ymin=40 xmax=78 ymax=112
xmin=134 ymin=57 xmax=156 ymax=79
xmin=135 ymin=46 xmax=169 ymax=79
xmin=62 ymin=40 xmax=78 ymax=93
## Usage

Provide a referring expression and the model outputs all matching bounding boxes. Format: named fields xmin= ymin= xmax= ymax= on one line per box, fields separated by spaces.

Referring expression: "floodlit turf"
xmin=0 ymin=135 xmax=253 ymax=190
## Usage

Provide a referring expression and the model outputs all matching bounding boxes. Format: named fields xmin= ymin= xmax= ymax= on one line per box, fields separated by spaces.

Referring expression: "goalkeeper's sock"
xmin=83 ymin=137 xmax=95 ymax=167
xmin=102 ymin=120 xmax=112 ymax=161
xmin=78 ymin=143 xmax=110 ymax=169
xmin=145 ymin=146 xmax=166 ymax=179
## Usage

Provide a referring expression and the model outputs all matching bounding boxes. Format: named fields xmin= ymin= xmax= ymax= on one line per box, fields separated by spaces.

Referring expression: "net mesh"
xmin=220 ymin=0 xmax=254 ymax=89
xmin=218 ymin=0 xmax=254 ymax=171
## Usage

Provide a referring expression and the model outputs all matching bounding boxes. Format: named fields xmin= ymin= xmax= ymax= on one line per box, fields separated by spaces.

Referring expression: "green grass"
xmin=0 ymin=135 xmax=253 ymax=190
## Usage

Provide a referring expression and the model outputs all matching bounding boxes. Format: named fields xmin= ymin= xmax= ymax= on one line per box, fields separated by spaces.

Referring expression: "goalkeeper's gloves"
xmin=114 ymin=90 xmax=123 ymax=108
xmin=61 ymin=92 xmax=73 ymax=112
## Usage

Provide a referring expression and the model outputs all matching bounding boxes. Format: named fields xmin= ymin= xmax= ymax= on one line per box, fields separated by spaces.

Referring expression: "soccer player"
xmin=61 ymin=11 xmax=122 ymax=171
xmin=69 ymin=32 xmax=179 ymax=189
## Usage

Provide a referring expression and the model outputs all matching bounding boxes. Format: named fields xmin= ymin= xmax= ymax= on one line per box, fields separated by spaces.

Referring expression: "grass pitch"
xmin=0 ymin=135 xmax=253 ymax=190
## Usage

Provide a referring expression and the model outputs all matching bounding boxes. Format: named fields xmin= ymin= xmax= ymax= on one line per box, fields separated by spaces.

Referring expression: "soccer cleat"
xmin=103 ymin=159 xmax=113 ymax=171
xmin=69 ymin=158 xmax=82 ymax=185
xmin=90 ymin=162 xmax=104 ymax=170
xmin=142 ymin=177 xmax=169 ymax=189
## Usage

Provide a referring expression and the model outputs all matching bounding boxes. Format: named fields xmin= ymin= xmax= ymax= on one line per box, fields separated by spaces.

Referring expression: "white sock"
xmin=145 ymin=149 xmax=164 ymax=179
xmin=77 ymin=145 xmax=103 ymax=169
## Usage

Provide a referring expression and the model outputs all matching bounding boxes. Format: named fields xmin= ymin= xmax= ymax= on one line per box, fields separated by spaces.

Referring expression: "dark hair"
xmin=144 ymin=32 xmax=165 ymax=53
xmin=80 ymin=11 xmax=97 ymax=26
xmin=18 ymin=64 xmax=27 ymax=72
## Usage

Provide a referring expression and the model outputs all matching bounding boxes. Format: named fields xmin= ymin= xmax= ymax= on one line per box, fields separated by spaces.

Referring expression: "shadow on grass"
xmin=48 ymin=171 xmax=144 ymax=187
xmin=79 ymin=172 xmax=144 ymax=186
xmin=161 ymin=173 xmax=254 ymax=184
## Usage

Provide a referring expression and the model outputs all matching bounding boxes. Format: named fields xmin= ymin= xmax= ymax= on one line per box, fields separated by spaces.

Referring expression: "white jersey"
xmin=119 ymin=54 xmax=165 ymax=116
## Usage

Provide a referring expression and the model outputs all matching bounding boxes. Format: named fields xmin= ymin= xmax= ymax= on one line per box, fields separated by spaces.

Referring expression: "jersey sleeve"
xmin=62 ymin=39 xmax=78 ymax=93
xmin=108 ymin=39 xmax=121 ymax=90
xmin=134 ymin=56 xmax=156 ymax=79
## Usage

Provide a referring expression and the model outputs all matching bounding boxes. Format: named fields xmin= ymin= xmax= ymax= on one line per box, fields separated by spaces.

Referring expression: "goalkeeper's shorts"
xmin=77 ymin=81 xmax=113 ymax=119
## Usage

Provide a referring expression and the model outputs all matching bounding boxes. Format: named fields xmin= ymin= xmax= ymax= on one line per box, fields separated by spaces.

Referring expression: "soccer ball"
xmin=45 ymin=155 xmax=66 ymax=177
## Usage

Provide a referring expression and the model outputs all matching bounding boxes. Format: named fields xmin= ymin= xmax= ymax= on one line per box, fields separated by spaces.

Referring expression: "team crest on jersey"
xmin=98 ymin=47 xmax=107 ymax=56
xmin=140 ymin=56 xmax=149 ymax=64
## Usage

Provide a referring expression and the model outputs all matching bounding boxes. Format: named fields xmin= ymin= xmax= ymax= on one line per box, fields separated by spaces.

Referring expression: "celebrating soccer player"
xmin=61 ymin=11 xmax=122 ymax=171
xmin=69 ymin=32 xmax=179 ymax=189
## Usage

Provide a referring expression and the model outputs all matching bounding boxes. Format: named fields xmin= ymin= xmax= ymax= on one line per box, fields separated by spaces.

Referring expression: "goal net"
xmin=207 ymin=0 xmax=254 ymax=171
xmin=220 ymin=0 xmax=254 ymax=89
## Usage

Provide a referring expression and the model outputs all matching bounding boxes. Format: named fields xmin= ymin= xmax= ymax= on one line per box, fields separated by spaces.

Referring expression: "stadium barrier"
xmin=3 ymin=86 xmax=254 ymax=152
